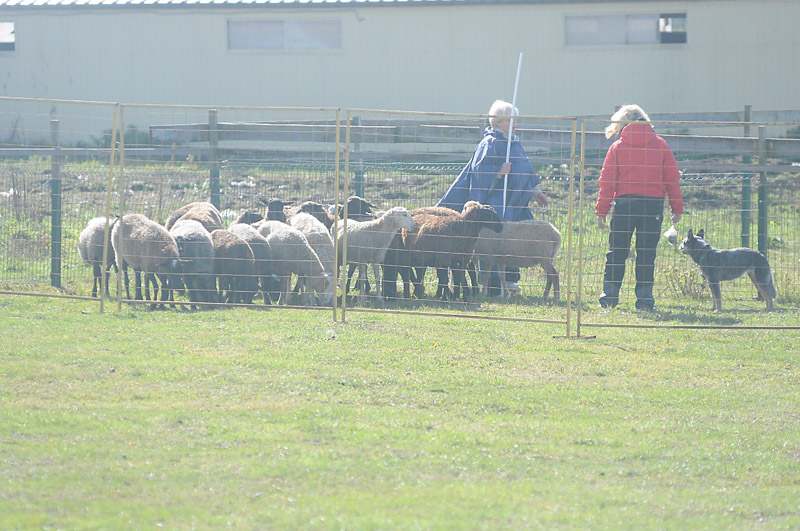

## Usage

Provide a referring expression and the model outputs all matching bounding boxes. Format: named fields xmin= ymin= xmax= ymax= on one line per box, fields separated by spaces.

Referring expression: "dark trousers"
xmin=601 ymin=195 xmax=664 ymax=306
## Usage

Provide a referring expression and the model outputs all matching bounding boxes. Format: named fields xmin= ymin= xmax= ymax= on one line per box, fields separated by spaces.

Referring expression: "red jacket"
xmin=594 ymin=123 xmax=684 ymax=217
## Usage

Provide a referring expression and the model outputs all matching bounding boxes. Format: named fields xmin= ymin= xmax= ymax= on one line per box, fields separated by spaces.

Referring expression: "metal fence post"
xmin=741 ymin=104 xmax=752 ymax=247
xmin=50 ymin=119 xmax=62 ymax=289
xmin=351 ymin=115 xmax=364 ymax=198
xmin=209 ymin=109 xmax=220 ymax=210
xmin=757 ymin=126 xmax=768 ymax=256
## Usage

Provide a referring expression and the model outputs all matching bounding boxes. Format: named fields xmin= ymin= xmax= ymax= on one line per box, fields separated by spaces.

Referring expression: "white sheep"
xmin=77 ymin=216 xmax=119 ymax=298
xmin=111 ymin=213 xmax=183 ymax=307
xmin=288 ymin=212 xmax=335 ymax=304
xmin=228 ymin=222 xmax=276 ymax=305
xmin=472 ymin=220 xmax=561 ymax=300
xmin=169 ymin=219 xmax=216 ymax=307
xmin=336 ymin=206 xmax=416 ymax=304
xmin=265 ymin=226 xmax=331 ymax=306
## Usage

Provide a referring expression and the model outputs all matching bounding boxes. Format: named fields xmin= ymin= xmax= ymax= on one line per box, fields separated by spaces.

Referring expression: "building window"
xmin=228 ymin=20 xmax=341 ymax=50
xmin=0 ymin=22 xmax=14 ymax=51
xmin=566 ymin=14 xmax=686 ymax=46
xmin=659 ymin=13 xmax=687 ymax=44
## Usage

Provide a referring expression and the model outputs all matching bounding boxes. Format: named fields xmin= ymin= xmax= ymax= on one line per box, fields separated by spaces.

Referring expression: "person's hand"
xmin=671 ymin=212 xmax=682 ymax=225
xmin=597 ymin=215 xmax=606 ymax=229
xmin=498 ymin=162 xmax=511 ymax=176
xmin=534 ymin=190 xmax=549 ymax=208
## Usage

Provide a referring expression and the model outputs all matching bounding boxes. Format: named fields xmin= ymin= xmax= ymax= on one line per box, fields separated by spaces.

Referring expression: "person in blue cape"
xmin=437 ymin=99 xmax=549 ymax=296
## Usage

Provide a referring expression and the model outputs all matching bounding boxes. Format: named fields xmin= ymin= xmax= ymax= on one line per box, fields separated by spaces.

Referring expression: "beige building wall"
xmin=0 ymin=0 xmax=797 ymax=120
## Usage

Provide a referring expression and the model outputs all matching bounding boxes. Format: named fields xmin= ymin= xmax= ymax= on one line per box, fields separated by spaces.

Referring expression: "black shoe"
xmin=599 ymin=296 xmax=618 ymax=308
xmin=635 ymin=300 xmax=655 ymax=312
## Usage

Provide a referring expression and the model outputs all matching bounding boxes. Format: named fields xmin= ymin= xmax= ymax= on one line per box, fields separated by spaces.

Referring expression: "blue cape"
xmin=437 ymin=126 xmax=537 ymax=221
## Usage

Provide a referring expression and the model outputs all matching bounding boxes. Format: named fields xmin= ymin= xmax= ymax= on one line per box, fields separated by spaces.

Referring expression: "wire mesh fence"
xmin=1 ymin=97 xmax=799 ymax=332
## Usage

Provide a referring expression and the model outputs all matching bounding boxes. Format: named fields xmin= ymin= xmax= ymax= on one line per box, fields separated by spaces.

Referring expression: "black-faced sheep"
xmin=111 ymin=213 xmax=183 ymax=307
xmin=169 ymin=219 xmax=216 ymax=307
xmin=78 ymin=216 xmax=119 ymax=298
xmin=405 ymin=201 xmax=502 ymax=301
xmin=336 ymin=195 xmax=376 ymax=222
xmin=472 ymin=220 xmax=561 ymax=300
xmin=228 ymin=223 xmax=276 ymax=305
xmin=210 ymin=229 xmax=259 ymax=305
xmin=258 ymin=197 xmax=291 ymax=223
xmin=165 ymin=201 xmax=224 ymax=233
xmin=336 ymin=206 xmax=416 ymax=304
xmin=265 ymin=226 xmax=331 ymax=306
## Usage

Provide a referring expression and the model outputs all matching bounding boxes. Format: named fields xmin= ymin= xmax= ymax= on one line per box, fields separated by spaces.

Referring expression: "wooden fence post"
xmin=50 ymin=119 xmax=62 ymax=289
xmin=757 ymin=126 xmax=768 ymax=256
xmin=209 ymin=109 xmax=220 ymax=210
xmin=741 ymin=104 xmax=752 ymax=247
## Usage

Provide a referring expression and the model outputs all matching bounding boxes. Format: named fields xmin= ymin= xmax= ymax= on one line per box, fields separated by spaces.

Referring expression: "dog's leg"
xmin=749 ymin=272 xmax=774 ymax=310
xmin=709 ymin=281 xmax=723 ymax=311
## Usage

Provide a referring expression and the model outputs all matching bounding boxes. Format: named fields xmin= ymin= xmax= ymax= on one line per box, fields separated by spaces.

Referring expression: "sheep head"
xmin=383 ymin=206 xmax=416 ymax=232
xmin=464 ymin=203 xmax=503 ymax=234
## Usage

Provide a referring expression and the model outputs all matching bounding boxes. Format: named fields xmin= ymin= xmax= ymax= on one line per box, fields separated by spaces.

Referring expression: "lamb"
xmin=472 ymin=220 xmax=561 ymax=300
xmin=210 ymin=229 xmax=259 ymax=304
xmin=228 ymin=223 xmax=276 ymax=305
xmin=265 ymin=226 xmax=331 ymax=306
xmin=288 ymin=212 xmax=335 ymax=304
xmin=405 ymin=201 xmax=502 ymax=301
xmin=336 ymin=206 xmax=416 ymax=304
xmin=169 ymin=219 xmax=216 ymax=307
xmin=77 ymin=216 xmax=119 ymax=298
xmin=165 ymin=201 xmax=223 ymax=233
xmin=111 ymin=213 xmax=183 ymax=307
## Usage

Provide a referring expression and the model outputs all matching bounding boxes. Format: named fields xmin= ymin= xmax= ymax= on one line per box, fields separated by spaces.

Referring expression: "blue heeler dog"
xmin=679 ymin=229 xmax=776 ymax=311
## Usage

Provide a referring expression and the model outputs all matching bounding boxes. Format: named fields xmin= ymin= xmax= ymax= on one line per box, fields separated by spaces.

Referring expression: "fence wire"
xmin=1 ymin=97 xmax=799 ymax=333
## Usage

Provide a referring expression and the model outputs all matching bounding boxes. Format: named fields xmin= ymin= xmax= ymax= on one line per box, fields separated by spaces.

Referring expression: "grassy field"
xmin=1 ymin=295 xmax=799 ymax=528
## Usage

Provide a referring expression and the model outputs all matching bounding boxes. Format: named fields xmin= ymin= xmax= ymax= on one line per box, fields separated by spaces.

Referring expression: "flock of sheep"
xmin=77 ymin=196 xmax=562 ymax=309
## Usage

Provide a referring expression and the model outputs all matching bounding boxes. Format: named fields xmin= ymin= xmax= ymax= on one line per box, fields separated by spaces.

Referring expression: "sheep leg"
xmin=356 ymin=264 xmax=368 ymax=306
xmin=435 ymin=267 xmax=450 ymax=300
xmin=412 ymin=266 xmax=427 ymax=299
xmin=545 ymin=264 xmax=560 ymax=301
xmin=382 ymin=264 xmax=397 ymax=301
xmin=278 ymin=275 xmax=291 ymax=305
xmin=133 ymin=269 xmax=143 ymax=301
xmin=372 ymin=263 xmax=382 ymax=299
xmin=91 ymin=263 xmax=101 ymax=298
xmin=453 ymin=267 xmax=470 ymax=302
xmin=399 ymin=265 xmax=412 ymax=299
xmin=467 ymin=262 xmax=479 ymax=298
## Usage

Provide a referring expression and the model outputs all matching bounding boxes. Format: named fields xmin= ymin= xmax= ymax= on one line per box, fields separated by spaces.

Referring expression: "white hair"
xmin=488 ymin=100 xmax=519 ymax=129
xmin=604 ymin=104 xmax=651 ymax=139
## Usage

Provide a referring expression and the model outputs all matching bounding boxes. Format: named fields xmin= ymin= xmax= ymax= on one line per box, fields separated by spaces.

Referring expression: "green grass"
xmin=1 ymin=296 xmax=799 ymax=528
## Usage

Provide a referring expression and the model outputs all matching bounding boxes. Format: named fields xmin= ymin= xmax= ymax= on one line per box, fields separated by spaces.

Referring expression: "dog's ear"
xmin=687 ymin=229 xmax=694 ymax=239
xmin=697 ymin=229 xmax=704 ymax=239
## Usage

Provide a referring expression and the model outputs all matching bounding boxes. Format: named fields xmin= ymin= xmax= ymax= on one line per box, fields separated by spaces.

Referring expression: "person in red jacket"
xmin=595 ymin=104 xmax=684 ymax=311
